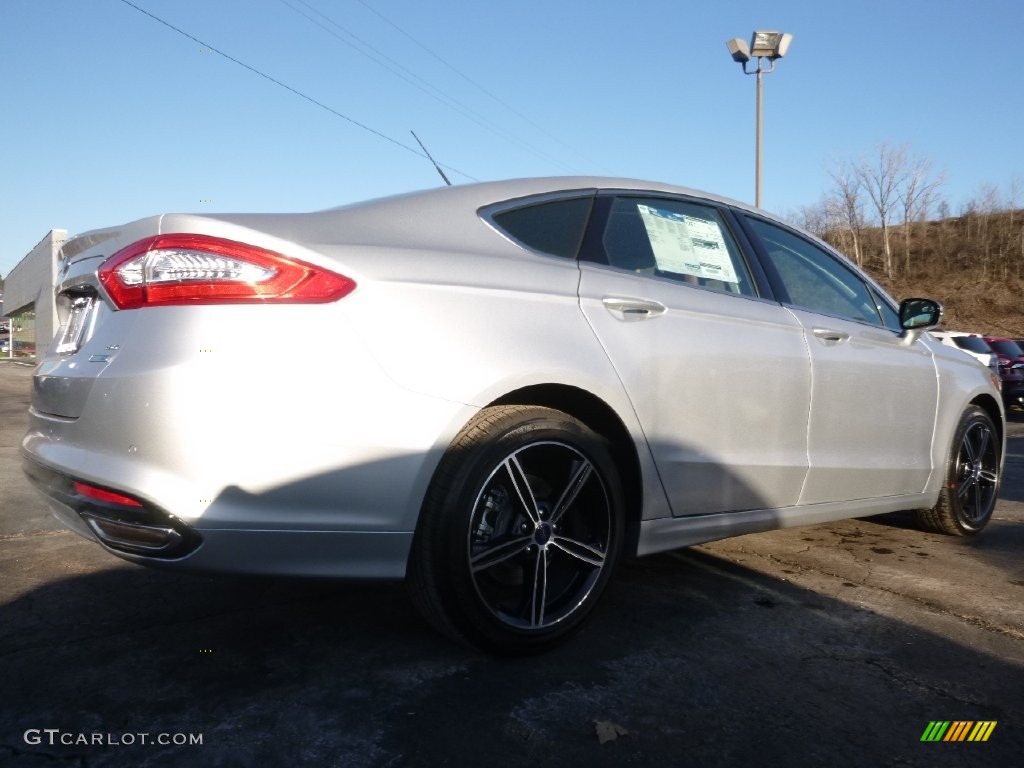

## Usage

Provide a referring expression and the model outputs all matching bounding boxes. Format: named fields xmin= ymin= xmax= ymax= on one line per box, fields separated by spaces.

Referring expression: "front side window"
xmin=597 ymin=197 xmax=756 ymax=296
xmin=868 ymin=285 xmax=902 ymax=332
xmin=747 ymin=218 xmax=884 ymax=326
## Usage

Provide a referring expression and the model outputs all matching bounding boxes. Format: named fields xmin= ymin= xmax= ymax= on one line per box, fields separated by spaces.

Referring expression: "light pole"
xmin=726 ymin=31 xmax=793 ymax=208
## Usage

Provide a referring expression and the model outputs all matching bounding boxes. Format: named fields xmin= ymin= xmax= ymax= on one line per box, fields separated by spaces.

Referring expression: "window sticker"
xmin=636 ymin=204 xmax=739 ymax=283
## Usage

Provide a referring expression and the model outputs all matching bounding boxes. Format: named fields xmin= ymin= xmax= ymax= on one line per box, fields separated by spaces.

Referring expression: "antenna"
xmin=410 ymin=130 xmax=452 ymax=186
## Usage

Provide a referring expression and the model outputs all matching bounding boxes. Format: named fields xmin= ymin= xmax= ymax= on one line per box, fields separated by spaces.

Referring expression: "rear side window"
xmin=598 ymin=197 xmax=756 ymax=296
xmin=489 ymin=196 xmax=594 ymax=258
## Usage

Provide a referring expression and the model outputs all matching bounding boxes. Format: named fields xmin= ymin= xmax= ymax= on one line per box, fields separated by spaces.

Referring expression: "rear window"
xmin=490 ymin=196 xmax=594 ymax=258
xmin=953 ymin=336 xmax=993 ymax=355
xmin=988 ymin=339 xmax=1023 ymax=358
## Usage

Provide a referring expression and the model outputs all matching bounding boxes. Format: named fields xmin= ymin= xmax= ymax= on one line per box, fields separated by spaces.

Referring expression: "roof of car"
xmin=322 ymin=177 xmax=758 ymax=217
xmin=192 ymin=176 xmax=797 ymax=263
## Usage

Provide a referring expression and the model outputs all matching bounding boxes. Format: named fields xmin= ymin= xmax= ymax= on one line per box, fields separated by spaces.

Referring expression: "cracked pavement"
xmin=1 ymin=361 xmax=1022 ymax=766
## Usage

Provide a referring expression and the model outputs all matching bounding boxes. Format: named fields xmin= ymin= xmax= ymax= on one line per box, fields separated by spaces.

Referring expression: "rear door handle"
xmin=812 ymin=327 xmax=850 ymax=343
xmin=602 ymin=297 xmax=667 ymax=322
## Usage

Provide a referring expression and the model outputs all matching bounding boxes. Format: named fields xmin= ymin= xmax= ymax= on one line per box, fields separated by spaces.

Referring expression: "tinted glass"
xmin=869 ymin=286 xmax=902 ymax=332
xmin=600 ymin=197 xmax=756 ymax=296
xmin=491 ymin=196 xmax=594 ymax=258
xmin=988 ymin=339 xmax=1023 ymax=358
xmin=748 ymin=218 xmax=883 ymax=325
xmin=953 ymin=336 xmax=993 ymax=355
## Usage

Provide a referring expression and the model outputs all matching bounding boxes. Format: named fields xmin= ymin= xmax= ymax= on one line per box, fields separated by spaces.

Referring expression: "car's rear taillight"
xmin=98 ymin=234 xmax=355 ymax=309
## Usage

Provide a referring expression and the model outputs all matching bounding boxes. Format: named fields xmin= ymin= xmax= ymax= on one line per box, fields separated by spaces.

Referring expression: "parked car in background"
xmin=929 ymin=331 xmax=999 ymax=378
xmin=983 ymin=336 xmax=1024 ymax=407
xmin=986 ymin=337 xmax=1024 ymax=363
xmin=21 ymin=177 xmax=1006 ymax=653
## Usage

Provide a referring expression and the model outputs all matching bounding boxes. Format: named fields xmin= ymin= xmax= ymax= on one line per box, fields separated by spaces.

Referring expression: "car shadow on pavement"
xmin=1 ymin=535 xmax=1022 ymax=767
xmin=4 ymin=375 xmax=1022 ymax=767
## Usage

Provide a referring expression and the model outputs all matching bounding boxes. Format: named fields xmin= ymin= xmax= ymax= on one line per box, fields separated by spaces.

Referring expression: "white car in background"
xmin=930 ymin=331 xmax=1000 ymax=377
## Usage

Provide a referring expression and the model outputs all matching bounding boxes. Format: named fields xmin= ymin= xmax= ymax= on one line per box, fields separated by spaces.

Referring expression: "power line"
xmin=116 ymin=0 xmax=478 ymax=182
xmin=277 ymin=0 xmax=578 ymax=172
xmin=353 ymin=0 xmax=600 ymax=168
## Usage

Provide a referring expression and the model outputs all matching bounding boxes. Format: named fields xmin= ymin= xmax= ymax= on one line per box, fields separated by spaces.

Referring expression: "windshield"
xmin=953 ymin=336 xmax=993 ymax=355
xmin=988 ymin=339 xmax=1023 ymax=358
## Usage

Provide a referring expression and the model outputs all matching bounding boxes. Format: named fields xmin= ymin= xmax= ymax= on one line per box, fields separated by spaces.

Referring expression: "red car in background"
xmin=984 ymin=336 xmax=1024 ymax=407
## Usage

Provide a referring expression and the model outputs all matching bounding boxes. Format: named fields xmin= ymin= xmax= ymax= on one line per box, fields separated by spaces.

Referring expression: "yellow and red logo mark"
xmin=921 ymin=721 xmax=997 ymax=742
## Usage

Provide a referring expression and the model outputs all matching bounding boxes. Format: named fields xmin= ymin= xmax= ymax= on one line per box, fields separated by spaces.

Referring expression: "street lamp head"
xmin=726 ymin=37 xmax=750 ymax=63
xmin=773 ymin=32 xmax=793 ymax=58
xmin=750 ymin=30 xmax=793 ymax=60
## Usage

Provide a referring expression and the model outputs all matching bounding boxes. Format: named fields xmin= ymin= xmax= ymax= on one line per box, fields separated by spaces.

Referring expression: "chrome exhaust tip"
xmin=82 ymin=514 xmax=184 ymax=553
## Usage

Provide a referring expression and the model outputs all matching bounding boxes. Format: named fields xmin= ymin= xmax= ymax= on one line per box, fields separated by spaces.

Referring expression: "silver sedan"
xmin=22 ymin=177 xmax=1004 ymax=653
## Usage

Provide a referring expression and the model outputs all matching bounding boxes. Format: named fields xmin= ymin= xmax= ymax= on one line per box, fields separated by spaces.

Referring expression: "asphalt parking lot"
xmin=1 ymin=360 xmax=1022 ymax=767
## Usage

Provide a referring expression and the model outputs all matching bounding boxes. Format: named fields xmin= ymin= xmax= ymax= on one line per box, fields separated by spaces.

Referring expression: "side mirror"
xmin=899 ymin=297 xmax=943 ymax=330
xmin=898 ymin=297 xmax=943 ymax=346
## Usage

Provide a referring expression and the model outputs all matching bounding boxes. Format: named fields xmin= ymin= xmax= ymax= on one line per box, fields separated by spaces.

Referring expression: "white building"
xmin=3 ymin=229 xmax=67 ymax=359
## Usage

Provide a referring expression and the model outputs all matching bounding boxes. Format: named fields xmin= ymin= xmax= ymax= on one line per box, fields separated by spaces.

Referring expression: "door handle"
xmin=602 ymin=297 xmax=667 ymax=322
xmin=812 ymin=327 xmax=850 ymax=343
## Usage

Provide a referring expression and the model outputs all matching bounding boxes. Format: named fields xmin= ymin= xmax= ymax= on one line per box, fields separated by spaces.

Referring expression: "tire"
xmin=407 ymin=405 xmax=624 ymax=654
xmin=916 ymin=405 xmax=1000 ymax=536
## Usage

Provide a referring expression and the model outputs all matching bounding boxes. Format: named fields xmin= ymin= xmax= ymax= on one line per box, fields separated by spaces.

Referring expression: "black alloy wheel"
xmin=916 ymin=405 xmax=1000 ymax=536
xmin=408 ymin=405 xmax=624 ymax=654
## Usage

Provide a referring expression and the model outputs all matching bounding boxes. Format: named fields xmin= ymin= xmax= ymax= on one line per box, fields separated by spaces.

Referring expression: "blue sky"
xmin=2 ymin=0 xmax=1021 ymax=277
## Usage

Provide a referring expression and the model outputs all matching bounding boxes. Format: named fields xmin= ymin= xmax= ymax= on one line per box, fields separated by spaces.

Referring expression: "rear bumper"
xmin=22 ymin=456 xmax=413 ymax=578
xmin=23 ymin=458 xmax=202 ymax=559
xmin=20 ymin=297 xmax=481 ymax=580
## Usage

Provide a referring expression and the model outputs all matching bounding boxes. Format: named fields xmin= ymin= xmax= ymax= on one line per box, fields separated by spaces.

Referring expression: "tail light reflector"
xmin=98 ymin=234 xmax=355 ymax=309
xmin=73 ymin=481 xmax=143 ymax=507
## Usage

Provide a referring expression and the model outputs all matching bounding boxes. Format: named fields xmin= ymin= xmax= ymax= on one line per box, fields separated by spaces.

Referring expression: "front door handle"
xmin=812 ymin=327 xmax=850 ymax=343
xmin=602 ymin=297 xmax=667 ymax=322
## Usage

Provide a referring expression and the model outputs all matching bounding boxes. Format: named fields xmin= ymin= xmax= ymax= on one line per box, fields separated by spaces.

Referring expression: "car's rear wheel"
xmin=408 ymin=405 xmax=624 ymax=654
xmin=916 ymin=405 xmax=1000 ymax=536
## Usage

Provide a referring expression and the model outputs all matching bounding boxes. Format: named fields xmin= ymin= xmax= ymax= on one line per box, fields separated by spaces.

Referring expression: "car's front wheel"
xmin=408 ymin=405 xmax=624 ymax=654
xmin=916 ymin=404 xmax=1001 ymax=535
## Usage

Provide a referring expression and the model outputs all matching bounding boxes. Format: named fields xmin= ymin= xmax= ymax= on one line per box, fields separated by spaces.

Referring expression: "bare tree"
xmin=975 ymin=183 xmax=1001 ymax=277
xmin=826 ymin=160 xmax=867 ymax=266
xmin=898 ymin=155 xmax=944 ymax=274
xmin=856 ymin=143 xmax=908 ymax=279
xmin=1008 ymin=175 xmax=1021 ymax=228
xmin=1010 ymin=177 xmax=1024 ymax=274
xmin=793 ymin=201 xmax=830 ymax=237
xmin=791 ymin=197 xmax=874 ymax=273
xmin=932 ymin=197 xmax=954 ymax=271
